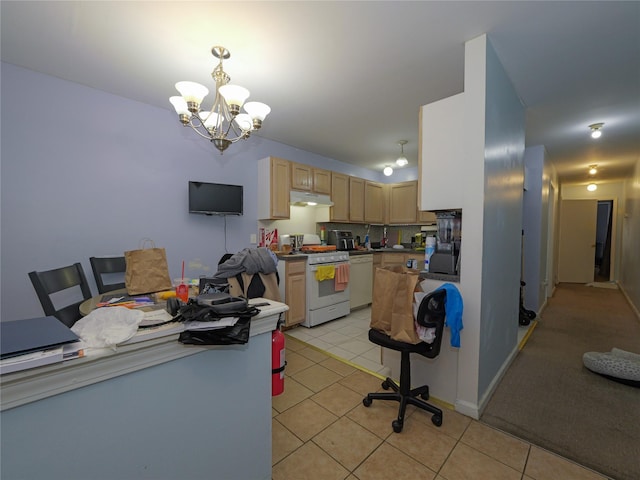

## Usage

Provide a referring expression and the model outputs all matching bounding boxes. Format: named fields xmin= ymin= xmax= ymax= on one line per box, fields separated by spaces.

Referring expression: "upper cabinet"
xmin=419 ymin=92 xmax=466 ymax=210
xmin=389 ymin=181 xmax=418 ymax=224
xmin=418 ymin=210 xmax=437 ymax=224
xmin=257 ymin=157 xmax=290 ymax=220
xmin=259 ymin=157 xmax=433 ymax=225
xmin=330 ymin=172 xmax=349 ymax=222
xmin=349 ymin=177 xmax=365 ymax=223
xmin=290 ymin=162 xmax=332 ymax=195
xmin=313 ymin=168 xmax=331 ymax=194
xmin=364 ymin=181 xmax=384 ymax=224
xmin=291 ymin=162 xmax=312 ymax=191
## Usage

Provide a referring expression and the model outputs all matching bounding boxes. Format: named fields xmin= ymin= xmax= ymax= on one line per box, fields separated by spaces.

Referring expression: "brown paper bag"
xmin=124 ymin=239 xmax=173 ymax=295
xmin=370 ymin=266 xmax=421 ymax=344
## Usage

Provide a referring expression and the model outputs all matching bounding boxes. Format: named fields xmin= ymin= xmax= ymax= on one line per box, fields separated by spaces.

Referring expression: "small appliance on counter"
xmin=428 ymin=210 xmax=462 ymax=275
xmin=327 ymin=230 xmax=356 ymax=251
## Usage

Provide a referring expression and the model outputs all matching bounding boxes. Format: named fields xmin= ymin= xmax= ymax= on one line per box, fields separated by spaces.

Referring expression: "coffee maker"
xmin=428 ymin=211 xmax=462 ymax=275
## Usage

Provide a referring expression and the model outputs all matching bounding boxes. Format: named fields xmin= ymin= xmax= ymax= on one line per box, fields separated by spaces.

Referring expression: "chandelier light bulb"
xmin=587 ymin=183 xmax=598 ymax=192
xmin=233 ymin=113 xmax=253 ymax=132
xmin=175 ymin=81 xmax=209 ymax=110
xmin=219 ymin=85 xmax=250 ymax=114
xmin=169 ymin=96 xmax=189 ymax=114
xmin=383 ymin=166 xmax=393 ymax=176
xmin=201 ymin=111 xmax=221 ymax=130
xmin=244 ymin=102 xmax=271 ymax=121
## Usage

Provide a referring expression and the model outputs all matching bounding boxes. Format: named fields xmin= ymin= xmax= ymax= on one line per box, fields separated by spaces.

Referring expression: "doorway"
xmin=594 ymin=200 xmax=613 ymax=282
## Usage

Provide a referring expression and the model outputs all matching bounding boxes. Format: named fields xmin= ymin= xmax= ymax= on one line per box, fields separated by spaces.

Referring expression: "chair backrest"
xmin=416 ymin=289 xmax=447 ymax=359
xmin=28 ymin=262 xmax=93 ymax=327
xmin=90 ymin=256 xmax=126 ymax=294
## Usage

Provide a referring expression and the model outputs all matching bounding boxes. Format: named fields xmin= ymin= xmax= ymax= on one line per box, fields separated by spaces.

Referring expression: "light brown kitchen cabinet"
xmin=330 ymin=172 xmax=349 ymax=222
xmin=364 ymin=181 xmax=385 ymax=224
xmin=349 ymin=177 xmax=365 ymax=222
xmin=389 ymin=181 xmax=418 ymax=224
xmin=257 ymin=156 xmax=290 ymax=219
xmin=290 ymin=163 xmax=331 ymax=195
xmin=313 ymin=168 xmax=331 ymax=194
xmin=376 ymin=252 xmax=423 ymax=270
xmin=418 ymin=210 xmax=437 ymax=224
xmin=283 ymin=259 xmax=306 ymax=327
xmin=290 ymin=162 xmax=312 ymax=191
xmin=379 ymin=253 xmax=406 ymax=268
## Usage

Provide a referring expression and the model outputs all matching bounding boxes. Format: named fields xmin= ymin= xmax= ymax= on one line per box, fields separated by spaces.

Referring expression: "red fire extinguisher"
xmin=272 ymin=328 xmax=286 ymax=396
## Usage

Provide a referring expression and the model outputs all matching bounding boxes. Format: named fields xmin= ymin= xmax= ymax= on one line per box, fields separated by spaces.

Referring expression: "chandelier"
xmin=169 ymin=46 xmax=271 ymax=154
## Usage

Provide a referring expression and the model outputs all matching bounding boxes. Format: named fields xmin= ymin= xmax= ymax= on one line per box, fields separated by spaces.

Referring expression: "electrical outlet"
xmin=250 ymin=234 xmax=257 ymax=244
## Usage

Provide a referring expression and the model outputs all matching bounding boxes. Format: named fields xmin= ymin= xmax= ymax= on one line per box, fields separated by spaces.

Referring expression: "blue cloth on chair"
xmin=435 ymin=283 xmax=463 ymax=347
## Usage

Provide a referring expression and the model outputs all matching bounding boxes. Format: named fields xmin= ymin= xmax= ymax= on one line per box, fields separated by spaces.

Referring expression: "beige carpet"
xmin=481 ymin=283 xmax=640 ymax=480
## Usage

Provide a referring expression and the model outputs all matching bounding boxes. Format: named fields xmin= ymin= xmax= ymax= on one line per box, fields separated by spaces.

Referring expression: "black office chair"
xmin=28 ymin=262 xmax=93 ymax=327
xmin=363 ymin=289 xmax=447 ymax=433
xmin=90 ymin=256 xmax=126 ymax=294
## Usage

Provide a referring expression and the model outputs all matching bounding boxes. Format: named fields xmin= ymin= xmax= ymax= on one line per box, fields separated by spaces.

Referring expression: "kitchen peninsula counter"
xmin=0 ymin=301 xmax=287 ymax=480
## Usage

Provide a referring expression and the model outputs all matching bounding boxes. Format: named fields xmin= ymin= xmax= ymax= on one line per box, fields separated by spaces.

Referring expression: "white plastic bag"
xmin=72 ymin=307 xmax=144 ymax=349
xmin=414 ymin=291 xmax=436 ymax=344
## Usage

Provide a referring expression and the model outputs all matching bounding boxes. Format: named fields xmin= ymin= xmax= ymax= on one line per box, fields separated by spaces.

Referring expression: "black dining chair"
xmin=90 ymin=256 xmax=126 ymax=294
xmin=28 ymin=262 xmax=93 ymax=327
xmin=363 ymin=289 xmax=447 ymax=433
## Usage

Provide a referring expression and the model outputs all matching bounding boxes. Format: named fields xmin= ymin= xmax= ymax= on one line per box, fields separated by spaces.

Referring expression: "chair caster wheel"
xmin=363 ymin=397 xmax=372 ymax=407
xmin=420 ymin=392 xmax=430 ymax=401
xmin=432 ymin=415 xmax=442 ymax=427
xmin=382 ymin=380 xmax=391 ymax=390
xmin=392 ymin=420 xmax=403 ymax=433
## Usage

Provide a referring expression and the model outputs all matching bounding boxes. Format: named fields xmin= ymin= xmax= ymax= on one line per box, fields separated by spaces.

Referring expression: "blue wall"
xmin=0 ymin=62 xmax=400 ymax=322
xmin=478 ymin=40 xmax=525 ymax=396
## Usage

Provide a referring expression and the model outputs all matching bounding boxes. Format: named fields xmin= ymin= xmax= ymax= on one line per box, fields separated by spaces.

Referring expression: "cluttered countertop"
xmin=0 ymin=298 xmax=287 ymax=411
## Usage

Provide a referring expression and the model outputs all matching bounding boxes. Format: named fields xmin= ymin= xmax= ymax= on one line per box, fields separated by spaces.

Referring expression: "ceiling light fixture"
xmin=396 ymin=140 xmax=409 ymax=167
xmin=383 ymin=166 xmax=394 ymax=176
xmin=587 ymin=183 xmax=598 ymax=192
xmin=169 ymin=46 xmax=270 ymax=154
xmin=589 ymin=122 xmax=604 ymax=139
xmin=588 ymin=164 xmax=598 ymax=175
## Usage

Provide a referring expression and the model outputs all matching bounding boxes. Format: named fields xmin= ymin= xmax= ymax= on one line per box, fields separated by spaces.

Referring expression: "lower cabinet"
xmin=278 ymin=259 xmax=307 ymax=327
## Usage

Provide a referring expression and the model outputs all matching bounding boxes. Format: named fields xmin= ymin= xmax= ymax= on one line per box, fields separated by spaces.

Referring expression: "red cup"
xmin=174 ymin=278 xmax=190 ymax=302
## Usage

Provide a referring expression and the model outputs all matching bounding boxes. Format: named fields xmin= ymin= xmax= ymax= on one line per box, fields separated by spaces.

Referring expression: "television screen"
xmin=188 ymin=181 xmax=243 ymax=216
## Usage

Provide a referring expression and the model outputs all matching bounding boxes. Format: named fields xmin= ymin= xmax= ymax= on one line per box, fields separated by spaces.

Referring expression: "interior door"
xmin=557 ymin=199 xmax=597 ymax=283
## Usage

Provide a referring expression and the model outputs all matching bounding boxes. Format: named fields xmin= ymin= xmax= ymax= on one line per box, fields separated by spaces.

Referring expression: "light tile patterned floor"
xmin=285 ymin=307 xmax=391 ymax=376
xmin=275 ymin=313 xmax=610 ymax=480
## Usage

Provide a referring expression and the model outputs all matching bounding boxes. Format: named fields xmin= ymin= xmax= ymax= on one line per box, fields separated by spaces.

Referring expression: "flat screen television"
xmin=188 ymin=181 xmax=243 ymax=216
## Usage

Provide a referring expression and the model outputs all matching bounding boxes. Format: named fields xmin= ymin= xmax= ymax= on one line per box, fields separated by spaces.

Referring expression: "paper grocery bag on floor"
xmin=370 ymin=266 xmax=422 ymax=344
xmin=124 ymin=239 xmax=172 ymax=295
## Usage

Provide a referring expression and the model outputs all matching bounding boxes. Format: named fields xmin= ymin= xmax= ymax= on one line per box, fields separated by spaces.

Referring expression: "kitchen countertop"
xmin=275 ymin=250 xmax=459 ymax=282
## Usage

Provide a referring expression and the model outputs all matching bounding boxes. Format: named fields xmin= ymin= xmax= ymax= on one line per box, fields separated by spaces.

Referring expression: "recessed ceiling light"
xmin=383 ymin=166 xmax=393 ymax=176
xmin=587 ymin=183 xmax=598 ymax=192
xmin=588 ymin=165 xmax=598 ymax=175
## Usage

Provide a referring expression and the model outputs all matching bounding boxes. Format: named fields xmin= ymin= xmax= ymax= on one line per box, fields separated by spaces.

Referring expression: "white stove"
xmin=305 ymin=251 xmax=350 ymax=265
xmin=283 ymin=233 xmax=351 ymax=327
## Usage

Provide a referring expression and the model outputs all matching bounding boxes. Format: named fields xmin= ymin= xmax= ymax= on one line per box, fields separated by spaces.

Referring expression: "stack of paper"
xmin=0 ymin=347 xmax=64 ymax=374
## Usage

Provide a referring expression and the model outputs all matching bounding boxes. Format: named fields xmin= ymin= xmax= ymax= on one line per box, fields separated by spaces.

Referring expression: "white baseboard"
xmin=455 ymin=399 xmax=480 ymax=419
xmin=475 ymin=343 xmax=520 ymax=418
xmin=619 ymin=284 xmax=640 ymax=320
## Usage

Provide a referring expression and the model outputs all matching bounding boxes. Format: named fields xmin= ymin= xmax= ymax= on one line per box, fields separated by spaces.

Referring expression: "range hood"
xmin=290 ymin=190 xmax=334 ymax=207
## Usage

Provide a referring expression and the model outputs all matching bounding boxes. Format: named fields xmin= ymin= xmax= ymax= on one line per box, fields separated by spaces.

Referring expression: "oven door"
xmin=306 ymin=262 xmax=350 ymax=310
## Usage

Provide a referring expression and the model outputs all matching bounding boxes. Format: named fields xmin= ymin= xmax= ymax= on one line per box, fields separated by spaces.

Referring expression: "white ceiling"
xmin=2 ymin=1 xmax=638 ymax=184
